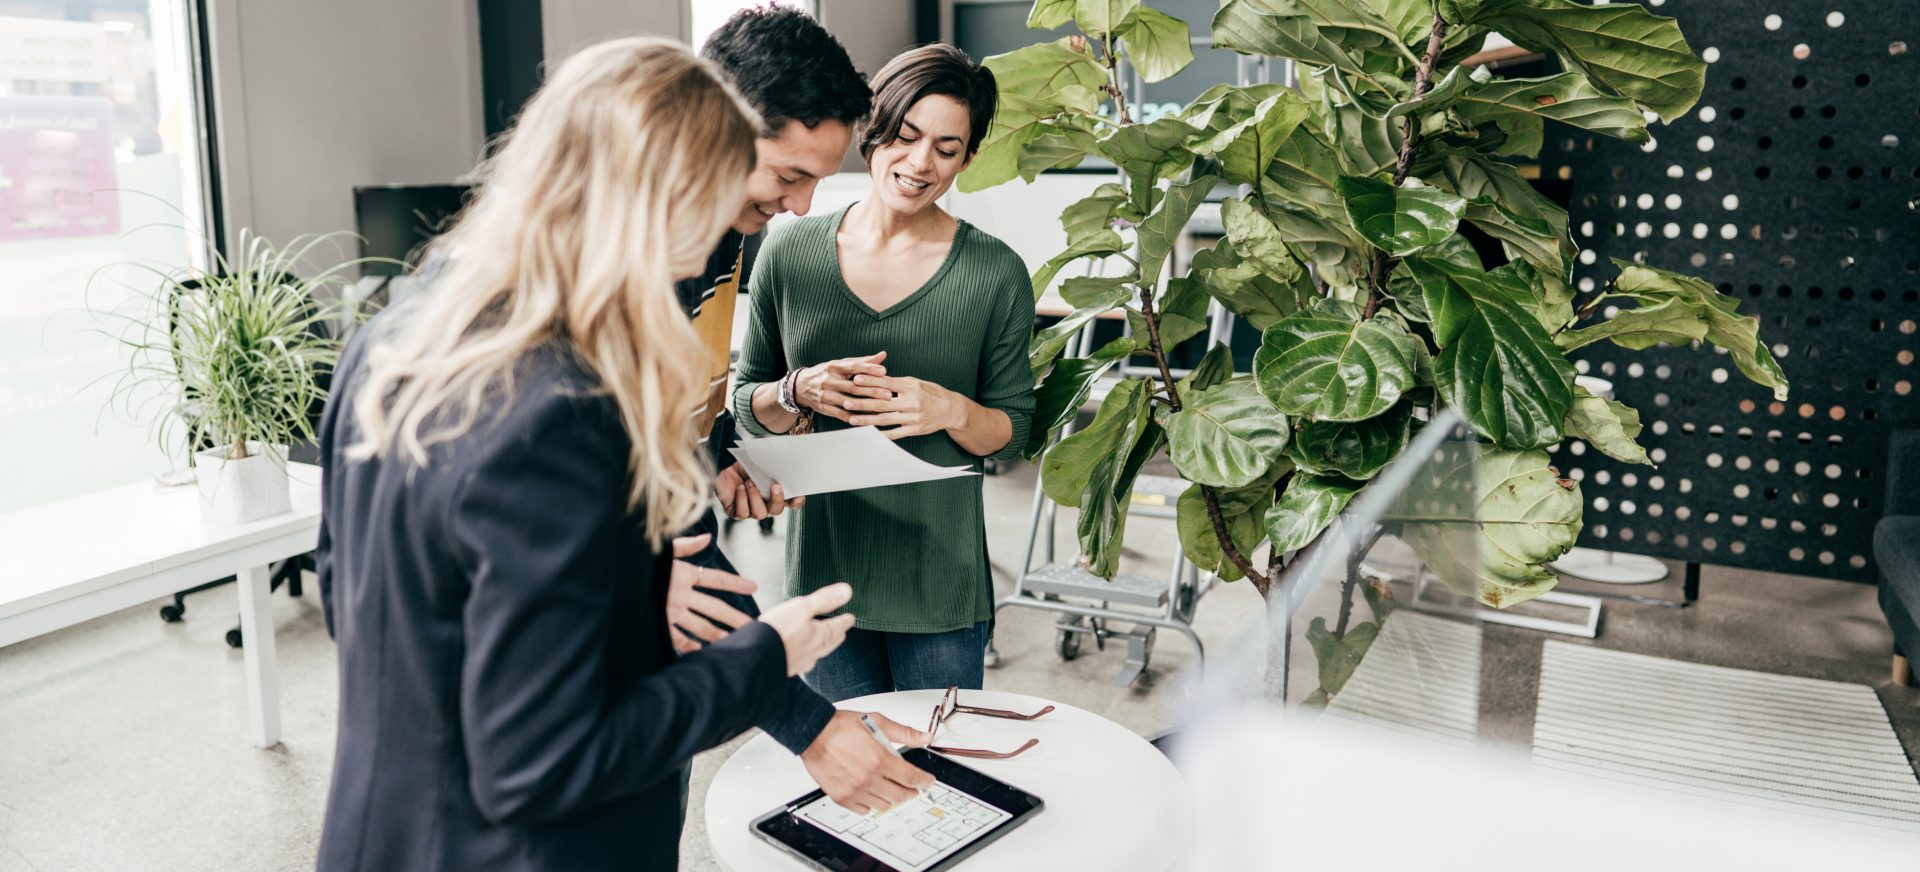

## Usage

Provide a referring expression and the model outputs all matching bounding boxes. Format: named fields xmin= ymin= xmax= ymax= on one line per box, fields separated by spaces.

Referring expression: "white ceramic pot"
xmin=194 ymin=441 xmax=292 ymax=524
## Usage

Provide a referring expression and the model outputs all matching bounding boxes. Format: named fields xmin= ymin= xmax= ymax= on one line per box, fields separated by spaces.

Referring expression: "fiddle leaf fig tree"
xmin=962 ymin=1 xmax=1785 ymax=630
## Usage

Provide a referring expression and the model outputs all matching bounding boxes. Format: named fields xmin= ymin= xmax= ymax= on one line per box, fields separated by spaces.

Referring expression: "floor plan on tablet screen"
xmin=795 ymin=783 xmax=1011 ymax=871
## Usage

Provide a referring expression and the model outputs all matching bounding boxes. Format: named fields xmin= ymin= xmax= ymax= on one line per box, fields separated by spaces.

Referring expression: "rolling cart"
xmin=988 ymin=300 xmax=1236 ymax=686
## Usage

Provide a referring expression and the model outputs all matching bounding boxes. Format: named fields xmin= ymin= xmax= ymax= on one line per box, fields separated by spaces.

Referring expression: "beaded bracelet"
xmin=778 ymin=367 xmax=805 ymax=415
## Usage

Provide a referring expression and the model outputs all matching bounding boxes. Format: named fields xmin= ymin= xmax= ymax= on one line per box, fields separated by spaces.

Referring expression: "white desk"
xmin=706 ymin=689 xmax=1187 ymax=872
xmin=0 ymin=463 xmax=322 ymax=748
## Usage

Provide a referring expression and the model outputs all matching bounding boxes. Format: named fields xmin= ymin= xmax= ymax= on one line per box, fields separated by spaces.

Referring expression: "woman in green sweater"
xmin=731 ymin=43 xmax=1035 ymax=702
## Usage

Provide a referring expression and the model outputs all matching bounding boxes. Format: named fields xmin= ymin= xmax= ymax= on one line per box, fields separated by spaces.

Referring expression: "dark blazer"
xmin=314 ymin=318 xmax=789 ymax=872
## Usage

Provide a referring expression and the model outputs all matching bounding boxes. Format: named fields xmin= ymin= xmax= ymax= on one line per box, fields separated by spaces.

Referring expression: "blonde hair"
xmin=350 ymin=37 xmax=759 ymax=546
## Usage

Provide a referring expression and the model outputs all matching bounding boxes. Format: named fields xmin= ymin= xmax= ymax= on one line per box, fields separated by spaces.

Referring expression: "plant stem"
xmin=231 ymin=433 xmax=249 ymax=460
xmin=1103 ymin=33 xmax=1132 ymax=125
xmin=1138 ymin=285 xmax=1181 ymax=413
xmin=1363 ymin=16 xmax=1452 ymax=320
xmin=1203 ymin=485 xmax=1269 ymax=593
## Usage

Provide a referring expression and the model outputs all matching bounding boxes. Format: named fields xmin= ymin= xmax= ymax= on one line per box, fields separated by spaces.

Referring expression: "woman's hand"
xmin=796 ymin=351 xmax=888 ymax=423
xmin=760 ymin=583 xmax=858 ymax=676
xmin=715 ymin=462 xmax=804 ymax=520
xmin=665 ymin=534 xmax=757 ymax=654
xmin=843 ymin=374 xmax=963 ymax=440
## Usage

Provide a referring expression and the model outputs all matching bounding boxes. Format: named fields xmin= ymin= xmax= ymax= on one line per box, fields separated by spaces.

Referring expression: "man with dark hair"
xmin=668 ymin=5 xmax=937 ymax=817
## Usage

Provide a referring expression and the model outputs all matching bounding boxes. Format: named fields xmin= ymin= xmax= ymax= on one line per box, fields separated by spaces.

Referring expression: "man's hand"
xmin=796 ymin=351 xmax=888 ymax=423
xmin=844 ymin=374 xmax=963 ymax=440
xmin=715 ymin=462 xmax=804 ymax=521
xmin=665 ymin=534 xmax=757 ymax=654
xmin=800 ymin=711 xmax=935 ymax=814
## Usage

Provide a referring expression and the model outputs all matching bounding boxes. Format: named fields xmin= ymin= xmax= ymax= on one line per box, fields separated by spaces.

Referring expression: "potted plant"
xmin=962 ymin=0 xmax=1787 ymax=700
xmin=107 ymin=230 xmax=381 ymax=524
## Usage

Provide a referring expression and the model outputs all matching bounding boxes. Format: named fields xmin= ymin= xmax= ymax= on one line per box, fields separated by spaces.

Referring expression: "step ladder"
xmin=989 ymin=302 xmax=1236 ymax=686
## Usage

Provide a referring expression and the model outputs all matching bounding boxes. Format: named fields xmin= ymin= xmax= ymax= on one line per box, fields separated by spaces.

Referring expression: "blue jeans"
xmin=805 ymin=621 xmax=990 ymax=703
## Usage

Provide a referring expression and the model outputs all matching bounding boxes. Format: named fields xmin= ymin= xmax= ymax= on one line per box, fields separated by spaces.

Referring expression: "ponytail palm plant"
xmin=962 ymin=0 xmax=1786 ymax=644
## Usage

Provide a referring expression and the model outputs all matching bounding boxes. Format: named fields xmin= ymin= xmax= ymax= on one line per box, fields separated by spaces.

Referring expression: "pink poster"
xmin=0 ymin=96 xmax=120 ymax=242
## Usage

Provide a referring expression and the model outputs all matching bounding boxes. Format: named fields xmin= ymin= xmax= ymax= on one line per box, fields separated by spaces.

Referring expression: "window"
xmin=0 ymin=1 xmax=216 ymax=512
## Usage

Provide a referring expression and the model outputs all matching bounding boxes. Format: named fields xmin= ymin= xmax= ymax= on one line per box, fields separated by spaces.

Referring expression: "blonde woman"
xmin=313 ymin=39 xmax=855 ymax=872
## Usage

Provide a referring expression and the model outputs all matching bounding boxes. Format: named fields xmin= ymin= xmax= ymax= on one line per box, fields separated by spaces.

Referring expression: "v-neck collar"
xmin=828 ymin=202 xmax=968 ymax=321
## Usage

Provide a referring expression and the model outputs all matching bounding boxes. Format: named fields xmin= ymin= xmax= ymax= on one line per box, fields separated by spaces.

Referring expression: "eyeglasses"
xmin=925 ymin=686 xmax=1054 ymax=759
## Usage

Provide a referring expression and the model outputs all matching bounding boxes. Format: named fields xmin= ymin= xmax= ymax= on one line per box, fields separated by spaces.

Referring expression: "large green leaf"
xmin=1397 ymin=447 xmax=1581 ymax=608
xmin=1042 ymin=378 xmax=1145 ymax=507
xmin=1564 ymin=384 xmax=1650 ymax=466
xmin=1410 ymin=258 xmax=1574 ymax=449
xmin=1030 ymin=287 xmax=1128 ymax=376
xmin=1178 ymin=343 xmax=1236 ymax=396
xmin=1385 ymin=64 xmax=1480 ymax=118
xmin=1253 ymin=300 xmax=1419 ymax=422
xmin=1435 ymin=0 xmax=1482 ymax=25
xmin=1167 ymin=376 xmax=1291 ymax=488
xmin=1365 ymin=0 xmax=1433 ymax=46
xmin=1060 ymin=183 xmax=1129 ymax=245
xmin=1305 ymin=616 xmax=1379 ymax=699
xmin=1026 ymin=337 xmax=1137 ymax=459
xmin=1016 ymin=125 xmax=1099 ymax=179
xmin=1262 ymin=124 xmax=1347 ymax=212
xmin=1288 ymin=401 xmax=1413 ymax=480
xmin=959 ymin=40 xmax=1106 ymax=192
xmin=1181 ymin=83 xmax=1285 ymax=138
xmin=1093 ymin=116 xmax=1200 ymax=212
xmin=1176 ymin=463 xmax=1286 ymax=582
xmin=1075 ymin=0 xmax=1141 ymax=36
xmin=1427 ymin=144 xmax=1572 ymax=272
xmin=1278 ymin=0 xmax=1417 ymax=60
xmin=1556 ymin=297 xmax=1704 ymax=353
xmin=1262 ymin=199 xmax=1372 ymax=281
xmin=1191 ymin=239 xmax=1304 ymax=331
xmin=1032 ymin=228 xmax=1125 ymax=298
xmin=1059 ymin=276 xmax=1132 ymax=309
xmin=1337 ymin=175 xmax=1466 ymax=257
xmin=1561 ymin=261 xmax=1789 ymax=400
xmin=1119 ymin=7 xmax=1194 ymax=82
xmin=1136 ymin=174 xmax=1218 ymax=288
xmin=1079 ymin=408 xmax=1160 ymax=579
xmin=1324 ymin=103 xmax=1402 ymax=177
xmin=1028 ymin=0 xmax=1077 ymax=29
xmin=1193 ymin=89 xmax=1314 ymax=184
xmin=1454 ymin=72 xmax=1651 ymax=144
xmin=1221 ymin=197 xmax=1303 ymax=284
xmin=1266 ymin=474 xmax=1363 ymax=553
xmin=1476 ymin=0 xmax=1705 ymax=122
xmin=1213 ymin=0 xmax=1374 ymax=83
xmin=1494 ymin=259 xmax=1575 ymax=334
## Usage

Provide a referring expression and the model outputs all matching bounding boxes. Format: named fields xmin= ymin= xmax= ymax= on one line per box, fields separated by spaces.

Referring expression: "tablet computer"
xmin=751 ymin=747 xmax=1044 ymax=871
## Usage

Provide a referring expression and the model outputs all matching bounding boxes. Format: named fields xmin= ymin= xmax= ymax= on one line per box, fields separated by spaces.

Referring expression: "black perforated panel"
xmin=1539 ymin=0 xmax=1919 ymax=584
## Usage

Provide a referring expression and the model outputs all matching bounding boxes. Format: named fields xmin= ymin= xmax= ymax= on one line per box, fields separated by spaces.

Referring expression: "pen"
xmin=859 ymin=713 xmax=905 ymax=759
xmin=858 ymin=714 xmax=924 ymax=811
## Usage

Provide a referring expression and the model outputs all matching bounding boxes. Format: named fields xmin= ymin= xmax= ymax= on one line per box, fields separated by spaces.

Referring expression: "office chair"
xmin=155 ymin=271 xmax=324 ymax=648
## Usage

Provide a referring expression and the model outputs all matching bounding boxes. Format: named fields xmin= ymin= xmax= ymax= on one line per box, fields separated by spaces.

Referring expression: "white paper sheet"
xmin=727 ymin=426 xmax=977 ymax=499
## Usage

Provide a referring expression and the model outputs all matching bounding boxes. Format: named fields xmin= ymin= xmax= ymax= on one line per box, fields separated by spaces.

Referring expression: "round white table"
xmin=705 ymin=689 xmax=1187 ymax=872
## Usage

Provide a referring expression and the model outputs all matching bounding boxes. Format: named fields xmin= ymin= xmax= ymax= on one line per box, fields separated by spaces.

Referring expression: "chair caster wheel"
xmin=159 ymin=604 xmax=185 ymax=622
xmin=225 ymin=628 xmax=244 ymax=649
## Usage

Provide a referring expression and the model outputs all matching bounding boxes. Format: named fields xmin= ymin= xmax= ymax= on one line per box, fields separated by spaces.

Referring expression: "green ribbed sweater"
xmin=732 ymin=206 xmax=1036 ymax=633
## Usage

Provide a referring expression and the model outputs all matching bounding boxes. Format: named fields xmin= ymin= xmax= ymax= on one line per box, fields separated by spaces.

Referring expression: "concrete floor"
xmin=1 ymin=457 xmax=1914 ymax=871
